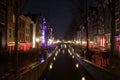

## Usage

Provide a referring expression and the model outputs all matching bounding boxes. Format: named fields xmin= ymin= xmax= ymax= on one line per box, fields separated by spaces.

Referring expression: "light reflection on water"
xmin=40 ymin=57 xmax=45 ymax=63
xmin=76 ymin=63 xmax=79 ymax=68
xmin=82 ymin=76 xmax=85 ymax=80
xmin=49 ymin=62 xmax=53 ymax=69
xmin=53 ymin=57 xmax=56 ymax=61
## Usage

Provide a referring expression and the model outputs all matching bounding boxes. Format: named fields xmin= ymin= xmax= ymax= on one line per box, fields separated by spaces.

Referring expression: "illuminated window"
xmin=9 ymin=13 xmax=15 ymax=23
xmin=13 ymin=14 xmax=15 ymax=23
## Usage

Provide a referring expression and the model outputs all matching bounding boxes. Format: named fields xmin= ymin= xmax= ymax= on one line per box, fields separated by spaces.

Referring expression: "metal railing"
xmin=16 ymin=51 xmax=55 ymax=80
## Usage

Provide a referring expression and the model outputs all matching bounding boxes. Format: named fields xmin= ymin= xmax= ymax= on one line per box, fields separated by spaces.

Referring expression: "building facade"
xmin=0 ymin=0 xmax=7 ymax=49
xmin=86 ymin=0 xmax=120 ymax=52
xmin=115 ymin=0 xmax=120 ymax=54
xmin=7 ymin=0 xmax=16 ymax=52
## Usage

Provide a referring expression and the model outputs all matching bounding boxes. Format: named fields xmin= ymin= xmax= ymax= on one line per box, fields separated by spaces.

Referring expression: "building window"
xmin=9 ymin=12 xmax=13 ymax=23
xmin=13 ymin=14 xmax=15 ymax=23
xmin=22 ymin=33 xmax=24 ymax=41
xmin=13 ymin=29 xmax=15 ymax=38
xmin=9 ymin=13 xmax=15 ymax=23
xmin=117 ymin=23 xmax=120 ymax=29
xmin=28 ymin=37 xmax=30 ymax=41
xmin=19 ymin=20 xmax=21 ymax=28
xmin=25 ymin=29 xmax=27 ymax=34
xmin=28 ymin=29 xmax=29 ymax=34
xmin=26 ymin=36 xmax=27 ymax=41
xmin=9 ymin=29 xmax=12 ymax=38
xmin=0 ymin=10 xmax=5 ymax=25
xmin=19 ymin=32 xmax=22 ymax=41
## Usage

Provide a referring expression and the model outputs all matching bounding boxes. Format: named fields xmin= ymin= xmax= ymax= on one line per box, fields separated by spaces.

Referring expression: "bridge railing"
xmin=74 ymin=53 xmax=120 ymax=80
xmin=16 ymin=51 xmax=55 ymax=80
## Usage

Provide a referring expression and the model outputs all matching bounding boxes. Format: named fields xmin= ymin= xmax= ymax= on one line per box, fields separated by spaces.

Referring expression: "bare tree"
xmin=106 ymin=0 xmax=116 ymax=55
xmin=13 ymin=0 xmax=29 ymax=75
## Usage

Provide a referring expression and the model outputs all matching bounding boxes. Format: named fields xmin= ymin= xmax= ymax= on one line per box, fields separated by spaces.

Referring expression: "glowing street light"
xmin=36 ymin=38 xmax=40 ymax=42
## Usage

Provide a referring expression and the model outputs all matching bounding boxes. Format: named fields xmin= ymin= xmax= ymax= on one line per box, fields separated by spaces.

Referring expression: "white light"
xmin=63 ymin=50 xmax=65 ymax=54
xmin=36 ymin=38 xmax=40 ymax=42
xmin=72 ymin=48 xmax=74 ymax=52
xmin=55 ymin=46 xmax=58 ymax=50
xmin=68 ymin=49 xmax=70 ymax=53
xmin=32 ymin=37 xmax=35 ymax=48
xmin=76 ymin=63 xmax=79 ymax=68
xmin=76 ymin=54 xmax=80 ymax=58
xmin=49 ymin=65 xmax=52 ymax=69
xmin=59 ymin=49 xmax=60 ymax=52
xmin=49 ymin=63 xmax=53 ymax=69
xmin=72 ymin=55 xmax=74 ymax=59
xmin=76 ymin=40 xmax=80 ymax=44
xmin=82 ymin=41 xmax=86 ymax=45
xmin=61 ymin=45 xmax=62 ymax=48
xmin=82 ymin=77 xmax=85 ymax=80
xmin=53 ymin=57 xmax=56 ymax=61
xmin=65 ymin=44 xmax=67 ymax=49
xmin=55 ymin=51 xmax=58 ymax=56
xmin=55 ymin=53 xmax=57 ymax=56
xmin=47 ymin=39 xmax=53 ymax=45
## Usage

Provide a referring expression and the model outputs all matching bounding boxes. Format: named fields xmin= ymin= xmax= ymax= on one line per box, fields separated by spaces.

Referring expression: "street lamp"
xmin=36 ymin=38 xmax=40 ymax=42
xmin=36 ymin=38 xmax=40 ymax=48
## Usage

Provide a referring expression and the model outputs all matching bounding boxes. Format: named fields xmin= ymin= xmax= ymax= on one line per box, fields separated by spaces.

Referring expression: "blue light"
xmin=41 ymin=17 xmax=47 ymax=47
xmin=40 ymin=57 xmax=45 ymax=63
xmin=43 ymin=18 xmax=45 ymax=21
xmin=118 ymin=34 xmax=120 ymax=37
xmin=42 ymin=30 xmax=45 ymax=36
xmin=42 ymin=29 xmax=45 ymax=46
xmin=43 ymin=21 xmax=46 ymax=24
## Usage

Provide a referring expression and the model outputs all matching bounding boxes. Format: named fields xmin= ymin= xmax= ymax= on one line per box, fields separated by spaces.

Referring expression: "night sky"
xmin=23 ymin=0 xmax=73 ymax=38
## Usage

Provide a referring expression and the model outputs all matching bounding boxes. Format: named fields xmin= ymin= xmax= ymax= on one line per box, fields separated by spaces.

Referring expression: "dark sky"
xmin=23 ymin=0 xmax=73 ymax=38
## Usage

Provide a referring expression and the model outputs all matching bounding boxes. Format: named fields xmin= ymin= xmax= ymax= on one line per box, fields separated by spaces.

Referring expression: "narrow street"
xmin=40 ymin=44 xmax=94 ymax=80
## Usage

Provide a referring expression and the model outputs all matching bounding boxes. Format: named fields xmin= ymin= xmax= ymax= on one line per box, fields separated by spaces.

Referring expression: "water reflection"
xmin=63 ymin=50 xmax=65 ymax=54
xmin=72 ymin=55 xmax=74 ymax=59
xmin=53 ymin=57 xmax=56 ymax=61
xmin=40 ymin=57 xmax=45 ymax=63
xmin=49 ymin=62 xmax=53 ymax=69
xmin=82 ymin=76 xmax=85 ymax=80
xmin=76 ymin=63 xmax=79 ymax=68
